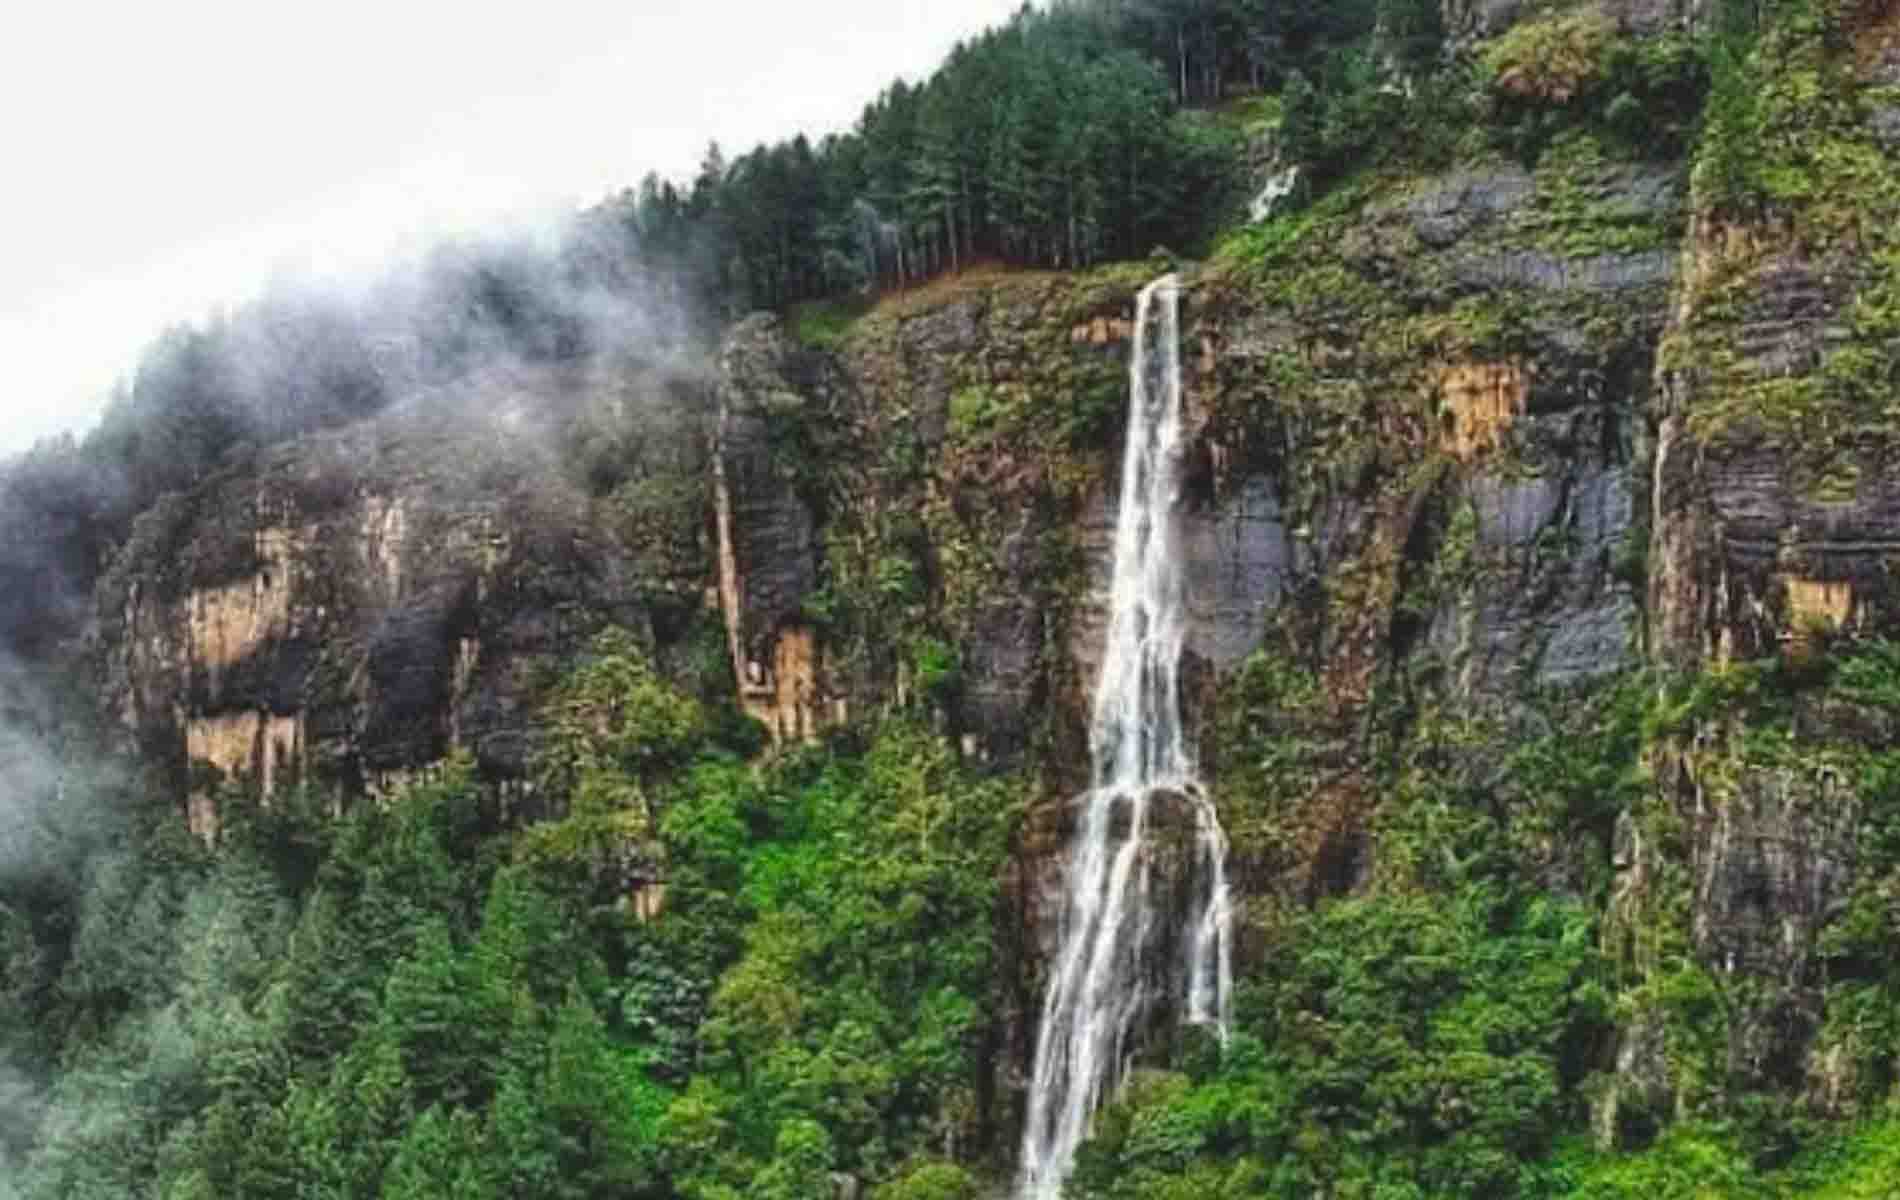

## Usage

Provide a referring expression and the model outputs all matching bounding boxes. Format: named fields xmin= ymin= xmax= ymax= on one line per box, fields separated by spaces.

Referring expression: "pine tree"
xmin=383 ymin=919 xmax=495 ymax=1110
xmin=543 ymin=988 xmax=654 ymax=1197
xmin=383 ymin=1106 xmax=495 ymax=1200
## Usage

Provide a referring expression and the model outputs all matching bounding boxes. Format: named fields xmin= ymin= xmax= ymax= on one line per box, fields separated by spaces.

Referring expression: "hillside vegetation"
xmin=11 ymin=2 xmax=1900 ymax=1198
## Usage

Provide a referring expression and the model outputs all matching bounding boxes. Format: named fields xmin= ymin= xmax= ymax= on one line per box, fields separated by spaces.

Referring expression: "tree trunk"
xmin=1067 ymin=190 xmax=1078 ymax=271
xmin=946 ymin=198 xmax=959 ymax=274
xmin=1126 ymin=152 xmax=1137 ymax=255
xmin=1177 ymin=24 xmax=1188 ymax=104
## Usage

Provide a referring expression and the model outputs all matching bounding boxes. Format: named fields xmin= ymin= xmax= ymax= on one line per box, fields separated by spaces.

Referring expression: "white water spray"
xmin=1018 ymin=274 xmax=1232 ymax=1200
xmin=1249 ymin=165 xmax=1301 ymax=223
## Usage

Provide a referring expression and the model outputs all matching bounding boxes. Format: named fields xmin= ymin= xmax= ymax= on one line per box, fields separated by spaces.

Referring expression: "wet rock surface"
xmin=1184 ymin=475 xmax=1290 ymax=670
xmin=1017 ymin=785 xmax=1231 ymax=1037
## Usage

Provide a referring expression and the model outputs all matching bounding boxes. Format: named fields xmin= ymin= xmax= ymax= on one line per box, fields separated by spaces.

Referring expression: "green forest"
xmin=15 ymin=641 xmax=1900 ymax=1198
xmin=9 ymin=0 xmax=1900 ymax=1197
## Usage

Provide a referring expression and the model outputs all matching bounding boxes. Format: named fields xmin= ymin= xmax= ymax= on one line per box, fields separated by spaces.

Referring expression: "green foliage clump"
xmin=1775 ymin=1118 xmax=1900 ymax=1198
xmin=871 ymin=1159 xmax=983 ymax=1200
xmin=542 ymin=628 xmax=707 ymax=783
xmin=1551 ymin=1125 xmax=1764 ymax=1199
xmin=538 ymin=629 xmax=704 ymax=793
xmin=1690 ymin=0 xmax=1853 ymax=220
xmin=947 ymin=385 xmax=1010 ymax=441
xmin=910 ymin=636 xmax=961 ymax=705
xmin=516 ymin=628 xmax=709 ymax=881
xmin=605 ymin=470 xmax=710 ymax=588
xmin=1212 ymin=170 xmax=1380 ymax=277
xmin=1510 ymin=132 xmax=1683 ymax=258
xmin=1217 ymin=92 xmax=1285 ymax=139
xmin=655 ymin=722 xmax=1019 ymax=1194
xmin=1550 ymin=1116 xmax=1900 ymax=1198
xmin=789 ymin=297 xmax=873 ymax=348
xmin=1673 ymin=0 xmax=1900 ymax=467
xmin=1483 ymin=8 xmax=1620 ymax=105
xmin=1211 ymin=649 xmax=1325 ymax=868
xmin=1279 ymin=54 xmax=1476 ymax=191
xmin=1481 ymin=15 xmax=1706 ymax=162
xmin=1067 ymin=886 xmax=1609 ymax=1200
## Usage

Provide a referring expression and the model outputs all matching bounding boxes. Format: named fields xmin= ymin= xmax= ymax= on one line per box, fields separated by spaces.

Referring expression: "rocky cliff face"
xmin=712 ymin=315 xmax=830 ymax=742
xmin=1611 ymin=0 xmax=1900 ymax=1130
xmin=86 ymin=0 xmax=1900 ymax=1154
xmin=98 ymin=366 xmax=715 ymax=837
xmin=94 ymin=175 xmax=1682 ymax=1131
xmin=691 ymin=122 xmax=1687 ymax=1120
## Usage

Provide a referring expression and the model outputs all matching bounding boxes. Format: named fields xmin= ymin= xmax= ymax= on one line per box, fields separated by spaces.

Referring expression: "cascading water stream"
xmin=1018 ymin=274 xmax=1233 ymax=1200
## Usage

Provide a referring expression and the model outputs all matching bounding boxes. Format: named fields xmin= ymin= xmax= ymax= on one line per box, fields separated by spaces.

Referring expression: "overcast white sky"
xmin=0 ymin=0 xmax=1028 ymax=455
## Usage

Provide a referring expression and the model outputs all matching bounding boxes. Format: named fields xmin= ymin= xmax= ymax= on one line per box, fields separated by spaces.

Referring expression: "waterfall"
xmin=1248 ymin=165 xmax=1301 ymax=223
xmin=1018 ymin=274 xmax=1232 ymax=1200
